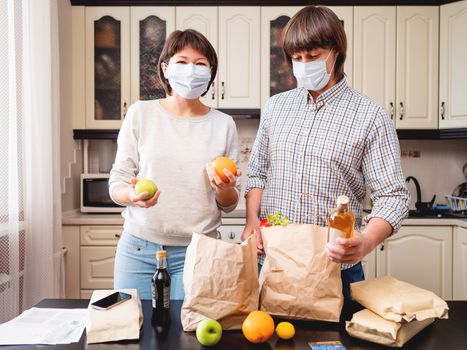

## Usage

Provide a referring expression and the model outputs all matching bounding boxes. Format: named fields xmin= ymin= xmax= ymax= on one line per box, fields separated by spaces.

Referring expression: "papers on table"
xmin=0 ymin=307 xmax=88 ymax=345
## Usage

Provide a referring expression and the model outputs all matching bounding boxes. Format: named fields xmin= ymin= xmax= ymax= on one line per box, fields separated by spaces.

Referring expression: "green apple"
xmin=134 ymin=178 xmax=157 ymax=200
xmin=196 ymin=318 xmax=222 ymax=346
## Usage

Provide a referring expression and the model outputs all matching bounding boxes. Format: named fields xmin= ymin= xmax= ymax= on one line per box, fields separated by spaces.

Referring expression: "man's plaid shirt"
xmin=246 ymin=78 xmax=410 ymax=269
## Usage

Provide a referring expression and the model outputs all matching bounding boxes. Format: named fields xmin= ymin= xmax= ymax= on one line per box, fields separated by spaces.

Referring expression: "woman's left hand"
xmin=326 ymin=231 xmax=367 ymax=264
xmin=205 ymin=162 xmax=241 ymax=192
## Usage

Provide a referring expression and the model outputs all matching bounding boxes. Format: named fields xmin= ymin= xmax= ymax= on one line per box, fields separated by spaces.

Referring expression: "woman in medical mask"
xmin=109 ymin=29 xmax=241 ymax=300
xmin=242 ymin=5 xmax=409 ymax=312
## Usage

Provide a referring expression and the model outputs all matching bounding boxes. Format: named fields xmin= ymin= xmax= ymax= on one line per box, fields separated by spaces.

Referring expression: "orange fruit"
xmin=242 ymin=310 xmax=275 ymax=344
xmin=212 ymin=156 xmax=237 ymax=183
xmin=275 ymin=322 xmax=295 ymax=340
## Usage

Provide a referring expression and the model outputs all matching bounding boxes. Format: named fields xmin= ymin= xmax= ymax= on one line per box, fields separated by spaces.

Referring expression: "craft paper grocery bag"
xmin=259 ymin=224 xmax=343 ymax=322
xmin=346 ymin=308 xmax=434 ymax=347
xmin=86 ymin=289 xmax=143 ymax=344
xmin=181 ymin=232 xmax=259 ymax=331
xmin=350 ymin=276 xmax=449 ymax=322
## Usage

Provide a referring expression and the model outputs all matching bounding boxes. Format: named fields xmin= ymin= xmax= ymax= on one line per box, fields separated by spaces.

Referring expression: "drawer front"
xmin=218 ymin=225 xmax=243 ymax=244
xmin=80 ymin=225 xmax=122 ymax=246
xmin=80 ymin=247 xmax=116 ymax=289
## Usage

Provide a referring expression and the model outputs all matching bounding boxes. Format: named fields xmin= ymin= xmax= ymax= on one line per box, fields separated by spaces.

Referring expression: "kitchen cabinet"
xmin=176 ymin=7 xmax=260 ymax=109
xmin=376 ymin=226 xmax=453 ymax=300
xmin=439 ymin=0 xmax=467 ymax=129
xmin=453 ymin=225 xmax=467 ymax=300
xmin=63 ymin=224 xmax=121 ymax=298
xmin=75 ymin=6 xmax=175 ymax=129
xmin=354 ymin=6 xmax=438 ymax=129
xmin=260 ymin=6 xmax=353 ymax=108
xmin=362 ymin=249 xmax=376 ymax=280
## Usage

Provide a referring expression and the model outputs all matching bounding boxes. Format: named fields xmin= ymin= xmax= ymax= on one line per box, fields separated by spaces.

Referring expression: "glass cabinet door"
xmin=130 ymin=7 xmax=175 ymax=104
xmin=85 ymin=7 xmax=130 ymax=129
xmin=260 ymin=7 xmax=302 ymax=107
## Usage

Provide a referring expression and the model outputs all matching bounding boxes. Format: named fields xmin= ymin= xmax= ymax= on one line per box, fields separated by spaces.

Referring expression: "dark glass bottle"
xmin=151 ymin=250 xmax=171 ymax=336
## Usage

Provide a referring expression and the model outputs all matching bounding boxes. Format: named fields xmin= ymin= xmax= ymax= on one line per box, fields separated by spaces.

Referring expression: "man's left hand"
xmin=326 ymin=231 xmax=367 ymax=264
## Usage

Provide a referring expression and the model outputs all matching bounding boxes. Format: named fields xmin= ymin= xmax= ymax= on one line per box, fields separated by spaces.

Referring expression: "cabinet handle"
xmin=380 ymin=243 xmax=385 ymax=251
xmin=211 ymin=82 xmax=215 ymax=100
xmin=228 ymin=231 xmax=235 ymax=239
xmin=399 ymin=102 xmax=404 ymax=120
xmin=115 ymin=233 xmax=121 ymax=238
xmin=221 ymin=82 xmax=225 ymax=100
xmin=62 ymin=247 xmax=68 ymax=255
xmin=389 ymin=102 xmax=394 ymax=120
xmin=440 ymin=101 xmax=445 ymax=120
xmin=122 ymin=102 xmax=127 ymax=119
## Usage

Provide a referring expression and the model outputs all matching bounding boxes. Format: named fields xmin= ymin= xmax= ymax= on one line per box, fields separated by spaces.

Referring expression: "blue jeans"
xmin=114 ymin=232 xmax=187 ymax=300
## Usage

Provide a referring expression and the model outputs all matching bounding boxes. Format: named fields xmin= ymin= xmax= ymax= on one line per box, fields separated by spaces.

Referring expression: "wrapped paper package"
xmin=259 ymin=224 xmax=343 ymax=322
xmin=350 ymin=276 xmax=449 ymax=322
xmin=86 ymin=289 xmax=143 ymax=344
xmin=346 ymin=309 xmax=434 ymax=347
xmin=181 ymin=232 xmax=259 ymax=331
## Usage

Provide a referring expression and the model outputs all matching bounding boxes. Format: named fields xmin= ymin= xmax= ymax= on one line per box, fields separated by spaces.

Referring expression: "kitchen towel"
xmin=181 ymin=232 xmax=259 ymax=331
xmin=259 ymin=224 xmax=343 ymax=322
xmin=86 ymin=289 xmax=143 ymax=344
xmin=350 ymin=276 xmax=449 ymax=322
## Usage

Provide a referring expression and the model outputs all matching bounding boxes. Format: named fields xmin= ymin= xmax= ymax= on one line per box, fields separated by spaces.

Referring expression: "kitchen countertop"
xmin=5 ymin=298 xmax=466 ymax=350
xmin=62 ymin=210 xmax=467 ymax=227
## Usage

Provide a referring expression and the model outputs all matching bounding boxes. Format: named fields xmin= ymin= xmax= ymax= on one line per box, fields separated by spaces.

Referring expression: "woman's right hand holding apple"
xmin=129 ymin=178 xmax=160 ymax=208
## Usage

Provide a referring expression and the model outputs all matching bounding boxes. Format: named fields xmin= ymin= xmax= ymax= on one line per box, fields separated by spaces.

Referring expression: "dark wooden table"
xmin=1 ymin=299 xmax=466 ymax=349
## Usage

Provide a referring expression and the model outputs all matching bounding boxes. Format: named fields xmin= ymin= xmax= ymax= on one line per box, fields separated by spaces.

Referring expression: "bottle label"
xmin=163 ymin=286 xmax=170 ymax=309
xmin=328 ymin=228 xmax=345 ymax=244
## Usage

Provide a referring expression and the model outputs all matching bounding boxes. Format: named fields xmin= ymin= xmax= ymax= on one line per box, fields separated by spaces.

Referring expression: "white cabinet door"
xmin=439 ymin=0 xmax=467 ymax=129
xmin=218 ymin=7 xmax=260 ymax=108
xmin=454 ymin=225 xmax=467 ymax=300
xmin=396 ymin=6 xmax=439 ymax=129
xmin=354 ymin=7 xmax=396 ymax=123
xmin=218 ymin=225 xmax=243 ymax=244
xmin=80 ymin=246 xmax=117 ymax=289
xmin=176 ymin=7 xmax=218 ymax=107
xmin=130 ymin=7 xmax=175 ymax=104
xmin=377 ymin=226 xmax=453 ymax=300
xmin=362 ymin=248 xmax=376 ymax=280
xmin=85 ymin=7 xmax=130 ymax=129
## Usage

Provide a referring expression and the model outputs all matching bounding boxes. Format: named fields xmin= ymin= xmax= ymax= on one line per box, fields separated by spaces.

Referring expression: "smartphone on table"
xmin=90 ymin=291 xmax=132 ymax=310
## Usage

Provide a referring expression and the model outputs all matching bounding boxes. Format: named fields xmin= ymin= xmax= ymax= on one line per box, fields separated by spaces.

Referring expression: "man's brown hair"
xmin=157 ymin=29 xmax=217 ymax=96
xmin=282 ymin=6 xmax=347 ymax=82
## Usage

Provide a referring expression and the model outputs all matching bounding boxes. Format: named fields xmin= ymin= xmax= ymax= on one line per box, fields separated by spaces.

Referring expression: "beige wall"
xmin=400 ymin=139 xmax=467 ymax=209
xmin=58 ymin=0 xmax=82 ymax=212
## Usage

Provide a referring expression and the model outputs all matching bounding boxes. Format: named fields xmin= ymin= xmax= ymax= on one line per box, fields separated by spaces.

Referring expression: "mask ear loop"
xmin=326 ymin=50 xmax=337 ymax=77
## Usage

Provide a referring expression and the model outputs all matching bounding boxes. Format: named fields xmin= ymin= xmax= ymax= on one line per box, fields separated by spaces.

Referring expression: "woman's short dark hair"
xmin=282 ymin=6 xmax=347 ymax=82
xmin=157 ymin=29 xmax=218 ymax=96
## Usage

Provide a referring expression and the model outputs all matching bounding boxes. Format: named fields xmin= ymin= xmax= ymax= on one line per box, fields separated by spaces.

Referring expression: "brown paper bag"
xmin=259 ymin=224 xmax=343 ymax=322
xmin=346 ymin=309 xmax=434 ymax=347
xmin=86 ymin=289 xmax=143 ymax=344
xmin=181 ymin=232 xmax=259 ymax=331
xmin=350 ymin=276 xmax=449 ymax=322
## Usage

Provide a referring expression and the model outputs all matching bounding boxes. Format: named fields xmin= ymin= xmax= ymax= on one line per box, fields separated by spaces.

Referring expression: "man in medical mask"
xmin=242 ymin=6 xmax=409 ymax=305
xmin=110 ymin=29 xmax=241 ymax=300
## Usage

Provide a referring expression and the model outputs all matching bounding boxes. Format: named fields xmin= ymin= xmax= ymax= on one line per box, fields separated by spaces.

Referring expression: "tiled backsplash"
xmin=86 ymin=122 xmax=467 ymax=212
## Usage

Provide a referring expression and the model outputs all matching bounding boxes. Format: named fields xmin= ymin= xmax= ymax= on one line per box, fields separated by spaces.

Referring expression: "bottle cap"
xmin=337 ymin=195 xmax=349 ymax=206
xmin=156 ymin=250 xmax=166 ymax=260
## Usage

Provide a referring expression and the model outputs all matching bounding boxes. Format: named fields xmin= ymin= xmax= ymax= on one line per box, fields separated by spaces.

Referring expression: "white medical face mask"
xmin=167 ymin=63 xmax=211 ymax=99
xmin=292 ymin=51 xmax=335 ymax=91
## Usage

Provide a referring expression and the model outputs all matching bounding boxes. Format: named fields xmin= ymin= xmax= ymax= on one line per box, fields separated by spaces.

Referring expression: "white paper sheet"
xmin=0 ymin=307 xmax=88 ymax=345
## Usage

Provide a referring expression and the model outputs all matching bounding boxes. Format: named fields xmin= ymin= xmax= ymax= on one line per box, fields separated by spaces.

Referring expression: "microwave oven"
xmin=80 ymin=173 xmax=124 ymax=213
